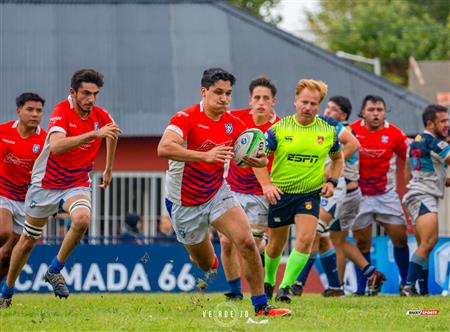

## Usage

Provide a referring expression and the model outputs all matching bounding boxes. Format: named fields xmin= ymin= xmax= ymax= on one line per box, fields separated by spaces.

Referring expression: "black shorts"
xmin=268 ymin=190 xmax=321 ymax=228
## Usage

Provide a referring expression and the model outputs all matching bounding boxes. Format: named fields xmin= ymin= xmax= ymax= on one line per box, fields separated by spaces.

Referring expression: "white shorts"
xmin=166 ymin=183 xmax=241 ymax=245
xmin=352 ymin=190 xmax=406 ymax=231
xmin=320 ymin=178 xmax=346 ymax=218
xmin=24 ymin=185 xmax=91 ymax=218
xmin=0 ymin=196 xmax=25 ymax=234
xmin=402 ymin=192 xmax=438 ymax=224
xmin=234 ymin=192 xmax=268 ymax=227
xmin=330 ymin=187 xmax=361 ymax=232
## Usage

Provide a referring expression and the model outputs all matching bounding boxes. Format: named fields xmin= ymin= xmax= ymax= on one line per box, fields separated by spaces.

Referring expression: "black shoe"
xmin=400 ymin=284 xmax=419 ymax=297
xmin=367 ymin=270 xmax=386 ymax=296
xmin=352 ymin=292 xmax=366 ymax=296
xmin=0 ymin=297 xmax=12 ymax=309
xmin=224 ymin=292 xmax=243 ymax=301
xmin=292 ymin=281 xmax=304 ymax=296
xmin=264 ymin=282 xmax=274 ymax=300
xmin=275 ymin=286 xmax=292 ymax=303
xmin=322 ymin=288 xmax=345 ymax=297
xmin=45 ymin=268 xmax=69 ymax=298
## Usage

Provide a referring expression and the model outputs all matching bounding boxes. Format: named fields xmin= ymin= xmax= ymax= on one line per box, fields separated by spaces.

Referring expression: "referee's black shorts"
xmin=268 ymin=190 xmax=321 ymax=228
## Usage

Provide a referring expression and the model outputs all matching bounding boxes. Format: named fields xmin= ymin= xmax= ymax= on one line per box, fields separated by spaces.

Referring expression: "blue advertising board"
xmin=15 ymin=243 xmax=228 ymax=293
xmin=313 ymin=236 xmax=450 ymax=295
xmin=15 ymin=237 xmax=450 ymax=294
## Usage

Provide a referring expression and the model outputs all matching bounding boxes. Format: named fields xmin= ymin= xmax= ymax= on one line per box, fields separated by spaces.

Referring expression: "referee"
xmin=255 ymin=79 xmax=344 ymax=302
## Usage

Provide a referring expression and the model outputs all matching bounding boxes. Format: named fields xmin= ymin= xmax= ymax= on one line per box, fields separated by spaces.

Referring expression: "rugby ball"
xmin=233 ymin=128 xmax=266 ymax=167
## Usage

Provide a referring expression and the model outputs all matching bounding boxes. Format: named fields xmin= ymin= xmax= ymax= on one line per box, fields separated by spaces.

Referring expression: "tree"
xmin=227 ymin=0 xmax=282 ymax=25
xmin=307 ymin=0 xmax=449 ymax=85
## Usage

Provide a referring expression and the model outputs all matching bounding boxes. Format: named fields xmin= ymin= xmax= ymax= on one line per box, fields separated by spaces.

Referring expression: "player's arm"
xmin=49 ymin=123 xmax=121 ymax=154
xmin=253 ymin=166 xmax=283 ymax=204
xmin=322 ymin=136 xmax=344 ymax=197
xmin=242 ymin=152 xmax=268 ymax=168
xmin=339 ymin=129 xmax=360 ymax=161
xmin=157 ymin=129 xmax=233 ymax=163
xmin=252 ymin=126 xmax=282 ymax=204
xmin=404 ymin=157 xmax=412 ymax=186
xmin=100 ymin=136 xmax=118 ymax=189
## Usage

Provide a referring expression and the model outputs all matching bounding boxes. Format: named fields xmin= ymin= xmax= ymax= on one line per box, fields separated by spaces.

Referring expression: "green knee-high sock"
xmin=280 ymin=249 xmax=310 ymax=288
xmin=264 ymin=250 xmax=281 ymax=286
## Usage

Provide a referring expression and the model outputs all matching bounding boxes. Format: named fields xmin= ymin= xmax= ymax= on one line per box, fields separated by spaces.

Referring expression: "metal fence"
xmin=43 ymin=172 xmax=166 ymax=244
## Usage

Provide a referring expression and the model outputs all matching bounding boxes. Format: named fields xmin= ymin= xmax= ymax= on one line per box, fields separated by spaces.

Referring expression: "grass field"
xmin=0 ymin=293 xmax=448 ymax=331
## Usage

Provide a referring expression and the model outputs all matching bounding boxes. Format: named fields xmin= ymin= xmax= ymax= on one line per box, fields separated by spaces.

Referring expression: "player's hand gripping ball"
xmin=233 ymin=128 xmax=266 ymax=167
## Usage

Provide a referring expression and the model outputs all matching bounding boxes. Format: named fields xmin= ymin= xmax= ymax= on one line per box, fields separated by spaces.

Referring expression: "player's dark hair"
xmin=249 ymin=76 xmax=277 ymax=97
xmin=329 ymin=96 xmax=352 ymax=120
xmin=16 ymin=92 xmax=45 ymax=108
xmin=201 ymin=68 xmax=236 ymax=89
xmin=422 ymin=104 xmax=448 ymax=127
xmin=71 ymin=68 xmax=104 ymax=91
xmin=359 ymin=95 xmax=386 ymax=117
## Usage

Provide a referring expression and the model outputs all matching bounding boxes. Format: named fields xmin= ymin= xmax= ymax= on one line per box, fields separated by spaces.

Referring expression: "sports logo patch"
xmin=225 ymin=123 xmax=233 ymax=133
xmin=178 ymin=230 xmax=186 ymax=239
xmin=240 ymin=137 xmax=248 ymax=144
xmin=320 ymin=198 xmax=328 ymax=207
xmin=381 ymin=135 xmax=389 ymax=143
xmin=94 ymin=122 xmax=99 ymax=131
xmin=32 ymin=144 xmax=40 ymax=154
xmin=305 ymin=201 xmax=312 ymax=210
xmin=29 ymin=200 xmax=37 ymax=208
xmin=437 ymin=141 xmax=448 ymax=150
xmin=317 ymin=136 xmax=324 ymax=144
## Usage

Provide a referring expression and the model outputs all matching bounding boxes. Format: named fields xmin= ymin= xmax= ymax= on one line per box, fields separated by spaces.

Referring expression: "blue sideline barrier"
xmin=14 ymin=236 xmax=450 ymax=294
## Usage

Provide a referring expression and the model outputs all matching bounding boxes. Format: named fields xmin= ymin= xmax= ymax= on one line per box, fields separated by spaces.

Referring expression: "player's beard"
xmin=77 ymin=101 xmax=93 ymax=115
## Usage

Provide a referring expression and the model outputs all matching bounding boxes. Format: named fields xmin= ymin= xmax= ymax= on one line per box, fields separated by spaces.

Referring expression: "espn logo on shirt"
xmin=406 ymin=310 xmax=439 ymax=316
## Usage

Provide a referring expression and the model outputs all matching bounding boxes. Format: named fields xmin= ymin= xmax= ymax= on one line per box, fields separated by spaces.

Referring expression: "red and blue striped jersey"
xmin=0 ymin=121 xmax=46 ymax=201
xmin=31 ymin=97 xmax=113 ymax=189
xmin=165 ymin=103 xmax=247 ymax=206
xmin=351 ymin=119 xmax=407 ymax=196
xmin=226 ymin=108 xmax=279 ymax=195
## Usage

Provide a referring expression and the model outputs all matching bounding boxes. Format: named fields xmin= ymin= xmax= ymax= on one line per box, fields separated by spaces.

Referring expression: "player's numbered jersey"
xmin=351 ymin=119 xmax=407 ymax=196
xmin=31 ymin=97 xmax=114 ymax=189
xmin=407 ymin=131 xmax=450 ymax=198
xmin=0 ymin=121 xmax=47 ymax=200
xmin=226 ymin=108 xmax=279 ymax=195
xmin=266 ymin=115 xmax=341 ymax=194
xmin=165 ymin=103 xmax=246 ymax=206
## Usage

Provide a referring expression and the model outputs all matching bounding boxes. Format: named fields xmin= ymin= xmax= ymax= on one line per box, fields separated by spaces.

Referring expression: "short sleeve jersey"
xmin=323 ymin=121 xmax=359 ymax=182
xmin=407 ymin=131 xmax=450 ymax=198
xmin=350 ymin=119 xmax=407 ymax=196
xmin=0 ymin=121 xmax=47 ymax=201
xmin=266 ymin=115 xmax=341 ymax=194
xmin=226 ymin=108 xmax=279 ymax=195
xmin=165 ymin=103 xmax=247 ymax=206
xmin=31 ymin=96 xmax=114 ymax=189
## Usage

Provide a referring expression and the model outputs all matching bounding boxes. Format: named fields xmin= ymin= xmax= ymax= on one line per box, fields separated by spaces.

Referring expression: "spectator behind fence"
xmin=119 ymin=213 xmax=144 ymax=244
xmin=157 ymin=214 xmax=177 ymax=242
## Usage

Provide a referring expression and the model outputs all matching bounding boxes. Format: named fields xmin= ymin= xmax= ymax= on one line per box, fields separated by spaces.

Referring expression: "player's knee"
xmin=420 ymin=236 xmax=437 ymax=253
xmin=355 ymin=238 xmax=371 ymax=252
xmin=18 ymin=236 xmax=37 ymax=253
xmin=236 ymin=235 xmax=257 ymax=254
xmin=0 ymin=249 xmax=11 ymax=267
xmin=391 ymin=234 xmax=407 ymax=248
xmin=330 ymin=233 xmax=344 ymax=246
xmin=71 ymin=214 xmax=91 ymax=232
xmin=0 ymin=231 xmax=11 ymax=246
xmin=221 ymin=239 xmax=234 ymax=255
